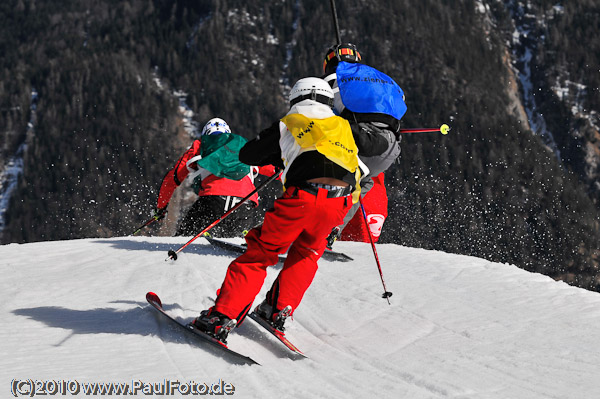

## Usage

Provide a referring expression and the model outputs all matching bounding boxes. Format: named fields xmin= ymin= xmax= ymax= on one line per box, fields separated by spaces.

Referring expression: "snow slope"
xmin=2 ymin=237 xmax=600 ymax=398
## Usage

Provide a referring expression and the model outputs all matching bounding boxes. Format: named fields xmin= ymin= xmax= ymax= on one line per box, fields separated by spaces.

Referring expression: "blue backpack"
xmin=336 ymin=61 xmax=407 ymax=122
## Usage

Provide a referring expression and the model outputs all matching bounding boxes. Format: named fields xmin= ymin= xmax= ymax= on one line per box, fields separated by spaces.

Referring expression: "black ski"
xmin=205 ymin=236 xmax=353 ymax=262
xmin=145 ymin=292 xmax=259 ymax=366
xmin=205 ymin=236 xmax=286 ymax=263
xmin=322 ymin=247 xmax=354 ymax=262
xmin=248 ymin=311 xmax=307 ymax=358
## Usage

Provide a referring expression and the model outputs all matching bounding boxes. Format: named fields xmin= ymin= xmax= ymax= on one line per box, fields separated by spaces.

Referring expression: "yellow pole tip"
xmin=440 ymin=124 xmax=450 ymax=135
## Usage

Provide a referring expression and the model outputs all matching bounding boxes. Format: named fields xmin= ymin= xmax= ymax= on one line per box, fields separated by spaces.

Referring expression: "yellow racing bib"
xmin=281 ymin=113 xmax=361 ymax=202
xmin=281 ymin=113 xmax=358 ymax=173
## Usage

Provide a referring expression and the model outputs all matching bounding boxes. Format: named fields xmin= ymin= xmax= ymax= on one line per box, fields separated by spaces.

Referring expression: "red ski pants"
xmin=214 ymin=186 xmax=353 ymax=321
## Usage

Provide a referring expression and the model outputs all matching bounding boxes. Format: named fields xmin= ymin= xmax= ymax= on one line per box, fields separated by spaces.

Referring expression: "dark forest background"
xmin=1 ymin=0 xmax=599 ymax=291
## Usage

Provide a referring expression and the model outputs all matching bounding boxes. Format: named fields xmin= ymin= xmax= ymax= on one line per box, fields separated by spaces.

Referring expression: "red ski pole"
xmin=398 ymin=124 xmax=450 ymax=135
xmin=359 ymin=198 xmax=392 ymax=304
xmin=166 ymin=171 xmax=280 ymax=261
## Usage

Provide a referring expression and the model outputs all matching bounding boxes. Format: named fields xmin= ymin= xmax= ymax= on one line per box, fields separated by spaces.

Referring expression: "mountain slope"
xmin=2 ymin=237 xmax=600 ymax=398
xmin=0 ymin=0 xmax=599 ymax=292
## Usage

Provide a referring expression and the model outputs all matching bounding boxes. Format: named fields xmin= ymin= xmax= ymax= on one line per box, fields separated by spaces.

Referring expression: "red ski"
xmin=248 ymin=311 xmax=307 ymax=358
xmin=146 ymin=292 xmax=259 ymax=366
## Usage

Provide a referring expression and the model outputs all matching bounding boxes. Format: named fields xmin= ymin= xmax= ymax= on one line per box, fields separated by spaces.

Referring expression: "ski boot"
xmin=191 ymin=308 xmax=237 ymax=343
xmin=255 ymin=300 xmax=293 ymax=332
xmin=325 ymin=226 xmax=341 ymax=250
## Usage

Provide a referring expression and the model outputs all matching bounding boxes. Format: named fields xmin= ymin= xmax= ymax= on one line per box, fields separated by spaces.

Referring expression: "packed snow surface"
xmin=2 ymin=236 xmax=600 ymax=398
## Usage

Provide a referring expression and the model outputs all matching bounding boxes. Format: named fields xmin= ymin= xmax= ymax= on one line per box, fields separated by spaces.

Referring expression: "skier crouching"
xmin=193 ymin=77 xmax=362 ymax=341
xmin=154 ymin=117 xmax=275 ymax=238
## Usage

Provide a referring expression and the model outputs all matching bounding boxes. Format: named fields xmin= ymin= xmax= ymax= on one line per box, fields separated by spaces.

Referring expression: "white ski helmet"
xmin=201 ymin=117 xmax=231 ymax=136
xmin=289 ymin=77 xmax=334 ymax=108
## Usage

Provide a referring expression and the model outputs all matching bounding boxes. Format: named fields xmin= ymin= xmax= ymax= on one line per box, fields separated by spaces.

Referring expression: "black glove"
xmin=152 ymin=206 xmax=168 ymax=221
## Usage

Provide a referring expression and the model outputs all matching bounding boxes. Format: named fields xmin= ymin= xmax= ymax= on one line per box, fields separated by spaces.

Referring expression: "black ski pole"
xmin=329 ymin=0 xmax=342 ymax=44
xmin=131 ymin=213 xmax=165 ymax=236
xmin=359 ymin=198 xmax=392 ymax=304
xmin=166 ymin=171 xmax=281 ymax=261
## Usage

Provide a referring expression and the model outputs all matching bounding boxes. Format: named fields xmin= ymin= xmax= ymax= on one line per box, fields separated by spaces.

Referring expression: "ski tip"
xmin=322 ymin=249 xmax=353 ymax=262
xmin=146 ymin=292 xmax=162 ymax=307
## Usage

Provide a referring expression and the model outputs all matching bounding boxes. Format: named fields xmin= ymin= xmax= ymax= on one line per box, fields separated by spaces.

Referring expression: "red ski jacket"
xmin=157 ymin=139 xmax=275 ymax=209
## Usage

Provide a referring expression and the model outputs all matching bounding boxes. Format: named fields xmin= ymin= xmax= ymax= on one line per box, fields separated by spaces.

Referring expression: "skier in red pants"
xmin=193 ymin=77 xmax=362 ymax=341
